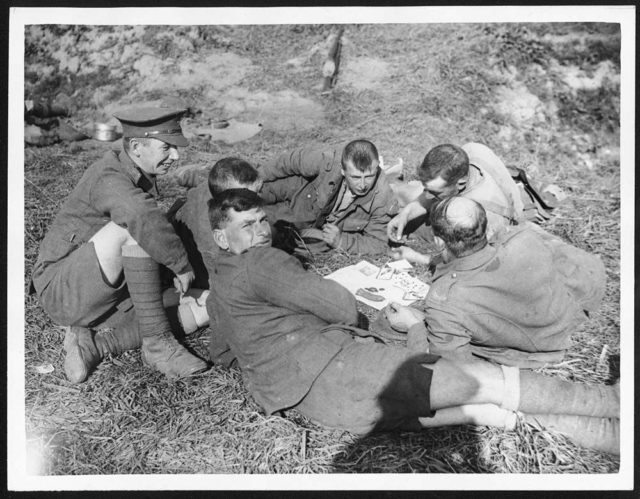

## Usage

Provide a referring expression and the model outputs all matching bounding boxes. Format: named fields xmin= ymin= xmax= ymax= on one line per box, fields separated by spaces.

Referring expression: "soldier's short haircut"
xmin=418 ymin=144 xmax=469 ymax=185
xmin=430 ymin=196 xmax=487 ymax=258
xmin=208 ymin=188 xmax=265 ymax=231
xmin=208 ymin=157 xmax=260 ymax=197
xmin=341 ymin=139 xmax=379 ymax=172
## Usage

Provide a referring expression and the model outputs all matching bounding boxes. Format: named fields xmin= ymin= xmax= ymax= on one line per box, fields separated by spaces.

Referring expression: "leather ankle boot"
xmin=97 ymin=307 xmax=209 ymax=377
xmin=94 ymin=317 xmax=143 ymax=356
xmin=141 ymin=332 xmax=208 ymax=378
xmin=122 ymin=244 xmax=208 ymax=378
xmin=63 ymin=326 xmax=102 ymax=384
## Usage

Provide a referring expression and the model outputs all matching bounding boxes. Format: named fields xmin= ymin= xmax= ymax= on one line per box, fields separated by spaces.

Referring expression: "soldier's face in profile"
xmin=422 ymin=175 xmax=461 ymax=200
xmin=136 ymin=138 xmax=180 ymax=176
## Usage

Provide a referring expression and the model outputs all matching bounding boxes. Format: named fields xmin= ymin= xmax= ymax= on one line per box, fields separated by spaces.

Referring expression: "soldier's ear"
xmin=455 ymin=176 xmax=468 ymax=191
xmin=434 ymin=235 xmax=454 ymax=263
xmin=129 ymin=138 xmax=142 ymax=157
xmin=213 ymin=229 xmax=229 ymax=251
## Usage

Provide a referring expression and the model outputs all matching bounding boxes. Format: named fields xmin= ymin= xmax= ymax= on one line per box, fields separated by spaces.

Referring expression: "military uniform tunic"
xmin=412 ymin=226 xmax=606 ymax=367
xmin=259 ymin=146 xmax=398 ymax=255
xmin=209 ymin=246 xmax=438 ymax=432
xmin=32 ymin=148 xmax=191 ymax=327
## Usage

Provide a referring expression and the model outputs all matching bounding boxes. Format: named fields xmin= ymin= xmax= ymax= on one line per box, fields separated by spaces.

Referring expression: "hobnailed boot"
xmin=523 ymin=413 xmax=620 ymax=455
xmin=500 ymin=366 xmax=620 ymax=418
xmin=63 ymin=326 xmax=101 ymax=384
xmin=94 ymin=317 xmax=143 ymax=357
xmin=63 ymin=315 xmax=144 ymax=383
xmin=122 ymin=244 xmax=208 ymax=378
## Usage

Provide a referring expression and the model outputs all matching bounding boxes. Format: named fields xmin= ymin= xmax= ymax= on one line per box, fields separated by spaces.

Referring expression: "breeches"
xmin=34 ymin=241 xmax=129 ymax=327
xmin=295 ymin=339 xmax=439 ymax=434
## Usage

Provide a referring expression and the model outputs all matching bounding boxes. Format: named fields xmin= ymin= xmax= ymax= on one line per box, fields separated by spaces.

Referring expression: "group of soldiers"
xmin=30 ymin=106 xmax=619 ymax=454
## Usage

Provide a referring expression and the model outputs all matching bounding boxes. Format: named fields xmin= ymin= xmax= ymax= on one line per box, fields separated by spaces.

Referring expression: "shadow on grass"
xmin=328 ymin=356 xmax=484 ymax=473
xmin=330 ymin=425 xmax=484 ymax=473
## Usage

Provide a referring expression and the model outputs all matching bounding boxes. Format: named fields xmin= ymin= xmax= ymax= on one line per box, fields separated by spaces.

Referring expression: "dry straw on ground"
xmin=23 ymin=23 xmax=621 ymax=475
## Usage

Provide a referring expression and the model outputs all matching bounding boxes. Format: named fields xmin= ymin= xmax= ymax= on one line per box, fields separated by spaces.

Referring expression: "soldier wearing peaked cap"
xmin=31 ymin=106 xmax=210 ymax=383
xmin=114 ymin=107 xmax=189 ymax=147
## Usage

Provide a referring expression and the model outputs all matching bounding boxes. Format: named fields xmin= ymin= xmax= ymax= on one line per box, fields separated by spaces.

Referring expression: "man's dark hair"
xmin=208 ymin=157 xmax=260 ymax=197
xmin=341 ymin=139 xmax=379 ymax=172
xmin=418 ymin=144 xmax=469 ymax=184
xmin=208 ymin=188 xmax=265 ymax=231
xmin=430 ymin=196 xmax=487 ymax=258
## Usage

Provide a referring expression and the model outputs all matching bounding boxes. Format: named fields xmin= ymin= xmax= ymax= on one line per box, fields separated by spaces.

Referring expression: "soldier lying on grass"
xmin=206 ymin=188 xmax=619 ymax=454
xmin=30 ymin=106 xmax=209 ymax=383
xmin=259 ymin=139 xmax=397 ymax=255
xmin=383 ymin=196 xmax=606 ymax=368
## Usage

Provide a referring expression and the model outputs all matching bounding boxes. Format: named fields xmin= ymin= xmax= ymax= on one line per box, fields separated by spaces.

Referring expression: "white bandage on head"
xmin=500 ymin=365 xmax=521 ymax=411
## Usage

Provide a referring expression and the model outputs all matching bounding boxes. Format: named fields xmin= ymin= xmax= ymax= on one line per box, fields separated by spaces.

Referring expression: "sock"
xmin=121 ymin=244 xmax=172 ymax=339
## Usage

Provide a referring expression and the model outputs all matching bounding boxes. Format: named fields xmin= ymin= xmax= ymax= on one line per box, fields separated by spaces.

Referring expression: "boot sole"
xmin=63 ymin=333 xmax=89 ymax=384
xmin=141 ymin=350 xmax=209 ymax=379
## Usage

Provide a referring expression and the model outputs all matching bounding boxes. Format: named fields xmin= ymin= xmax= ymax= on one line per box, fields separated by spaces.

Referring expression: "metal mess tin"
xmin=94 ymin=123 xmax=117 ymax=141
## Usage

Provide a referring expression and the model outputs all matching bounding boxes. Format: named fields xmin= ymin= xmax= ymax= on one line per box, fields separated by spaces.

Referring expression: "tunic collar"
xmin=461 ymin=164 xmax=483 ymax=194
xmin=433 ymin=243 xmax=496 ymax=279
xmin=114 ymin=148 xmax=156 ymax=193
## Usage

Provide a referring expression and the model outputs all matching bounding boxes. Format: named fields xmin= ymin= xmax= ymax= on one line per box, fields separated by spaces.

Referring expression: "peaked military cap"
xmin=113 ymin=106 xmax=188 ymax=147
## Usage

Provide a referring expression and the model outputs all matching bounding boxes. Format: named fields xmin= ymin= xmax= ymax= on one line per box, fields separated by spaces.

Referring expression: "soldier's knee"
xmin=429 ymin=358 xmax=482 ymax=407
xmin=91 ymin=221 xmax=136 ymax=246
xmin=430 ymin=358 xmax=505 ymax=409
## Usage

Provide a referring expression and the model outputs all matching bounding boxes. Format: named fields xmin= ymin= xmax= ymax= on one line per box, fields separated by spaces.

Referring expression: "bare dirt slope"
xmin=24 ymin=23 xmax=621 ymax=475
